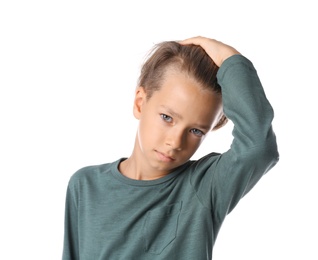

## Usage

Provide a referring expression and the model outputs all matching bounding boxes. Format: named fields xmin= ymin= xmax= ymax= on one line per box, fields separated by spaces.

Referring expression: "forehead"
xmin=149 ymin=70 xmax=222 ymax=127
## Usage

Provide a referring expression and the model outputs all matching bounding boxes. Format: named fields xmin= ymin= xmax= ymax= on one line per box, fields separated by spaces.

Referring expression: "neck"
xmin=119 ymin=156 xmax=168 ymax=181
xmin=118 ymin=136 xmax=170 ymax=180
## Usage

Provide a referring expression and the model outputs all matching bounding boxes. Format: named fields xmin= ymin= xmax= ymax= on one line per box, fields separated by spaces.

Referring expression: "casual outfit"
xmin=62 ymin=55 xmax=279 ymax=260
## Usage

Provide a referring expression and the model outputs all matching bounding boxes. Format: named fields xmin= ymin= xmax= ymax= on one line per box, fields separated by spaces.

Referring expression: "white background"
xmin=1 ymin=0 xmax=317 ymax=259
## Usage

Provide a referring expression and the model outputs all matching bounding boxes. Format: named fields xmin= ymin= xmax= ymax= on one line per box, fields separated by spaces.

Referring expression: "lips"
xmin=155 ymin=150 xmax=175 ymax=162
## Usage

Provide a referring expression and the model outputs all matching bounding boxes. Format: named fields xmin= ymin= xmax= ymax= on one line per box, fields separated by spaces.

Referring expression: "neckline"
xmin=111 ymin=158 xmax=189 ymax=186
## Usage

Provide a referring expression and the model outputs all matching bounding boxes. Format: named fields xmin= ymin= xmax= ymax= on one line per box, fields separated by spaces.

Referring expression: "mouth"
xmin=155 ymin=150 xmax=175 ymax=162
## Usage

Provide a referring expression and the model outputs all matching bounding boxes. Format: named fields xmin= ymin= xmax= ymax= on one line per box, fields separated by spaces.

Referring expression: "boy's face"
xmin=133 ymin=70 xmax=223 ymax=176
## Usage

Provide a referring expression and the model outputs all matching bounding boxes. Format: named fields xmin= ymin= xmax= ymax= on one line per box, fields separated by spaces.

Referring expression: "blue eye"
xmin=160 ymin=114 xmax=173 ymax=123
xmin=190 ymin=128 xmax=204 ymax=137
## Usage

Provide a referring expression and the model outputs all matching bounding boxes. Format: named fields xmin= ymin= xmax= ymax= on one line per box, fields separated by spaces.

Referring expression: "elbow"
xmin=266 ymin=138 xmax=279 ymax=173
xmin=249 ymin=134 xmax=279 ymax=174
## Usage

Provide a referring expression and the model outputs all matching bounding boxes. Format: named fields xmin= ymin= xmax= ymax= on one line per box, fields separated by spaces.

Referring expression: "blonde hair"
xmin=138 ymin=41 xmax=227 ymax=130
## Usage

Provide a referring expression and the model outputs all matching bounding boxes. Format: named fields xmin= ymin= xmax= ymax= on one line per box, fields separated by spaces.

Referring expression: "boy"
xmin=62 ymin=36 xmax=279 ymax=259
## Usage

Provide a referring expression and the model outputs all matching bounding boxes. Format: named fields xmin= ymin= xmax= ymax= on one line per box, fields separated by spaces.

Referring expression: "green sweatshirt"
xmin=62 ymin=55 xmax=279 ymax=259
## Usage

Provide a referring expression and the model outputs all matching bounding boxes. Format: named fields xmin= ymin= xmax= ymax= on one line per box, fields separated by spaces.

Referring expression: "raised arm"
xmin=182 ymin=36 xmax=279 ymax=223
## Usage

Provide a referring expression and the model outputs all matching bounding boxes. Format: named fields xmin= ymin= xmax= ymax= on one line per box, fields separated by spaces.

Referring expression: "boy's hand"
xmin=179 ymin=36 xmax=240 ymax=67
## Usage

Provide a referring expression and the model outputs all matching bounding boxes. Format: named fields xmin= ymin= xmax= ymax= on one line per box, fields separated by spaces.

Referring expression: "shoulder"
xmin=67 ymin=160 xmax=119 ymax=188
xmin=187 ymin=152 xmax=221 ymax=181
xmin=189 ymin=152 xmax=221 ymax=169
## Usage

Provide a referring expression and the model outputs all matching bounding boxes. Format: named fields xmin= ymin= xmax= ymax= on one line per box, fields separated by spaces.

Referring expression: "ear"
xmin=133 ymin=87 xmax=147 ymax=120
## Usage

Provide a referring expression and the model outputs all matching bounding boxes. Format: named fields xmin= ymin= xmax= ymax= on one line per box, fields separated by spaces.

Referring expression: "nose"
xmin=165 ymin=128 xmax=185 ymax=151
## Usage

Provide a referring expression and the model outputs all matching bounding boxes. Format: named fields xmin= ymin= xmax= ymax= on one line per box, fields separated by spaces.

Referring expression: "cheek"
xmin=137 ymin=117 xmax=162 ymax=149
xmin=189 ymin=138 xmax=202 ymax=151
xmin=177 ymin=139 xmax=202 ymax=162
xmin=184 ymin=134 xmax=205 ymax=154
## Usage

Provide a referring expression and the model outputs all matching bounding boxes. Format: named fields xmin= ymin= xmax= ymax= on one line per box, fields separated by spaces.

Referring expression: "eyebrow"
xmin=160 ymin=105 xmax=183 ymax=119
xmin=160 ymin=105 xmax=211 ymax=130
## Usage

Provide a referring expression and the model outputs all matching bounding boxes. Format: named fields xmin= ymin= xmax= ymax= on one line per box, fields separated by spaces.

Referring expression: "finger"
xmin=179 ymin=36 xmax=207 ymax=45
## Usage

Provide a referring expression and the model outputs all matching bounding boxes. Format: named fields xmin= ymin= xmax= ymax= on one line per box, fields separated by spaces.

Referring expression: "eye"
xmin=160 ymin=113 xmax=173 ymax=123
xmin=190 ymin=128 xmax=205 ymax=137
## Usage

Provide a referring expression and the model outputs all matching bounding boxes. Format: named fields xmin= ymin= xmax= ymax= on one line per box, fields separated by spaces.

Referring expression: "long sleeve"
xmin=214 ymin=54 xmax=279 ymax=215
xmin=190 ymin=54 xmax=279 ymax=226
xmin=62 ymin=181 xmax=79 ymax=260
xmin=59 ymin=54 xmax=279 ymax=259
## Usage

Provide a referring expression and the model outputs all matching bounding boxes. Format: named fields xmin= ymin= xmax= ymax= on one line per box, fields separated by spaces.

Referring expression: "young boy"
xmin=62 ymin=36 xmax=279 ymax=259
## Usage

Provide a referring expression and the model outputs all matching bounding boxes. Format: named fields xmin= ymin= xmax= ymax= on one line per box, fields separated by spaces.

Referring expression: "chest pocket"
xmin=143 ymin=202 xmax=182 ymax=255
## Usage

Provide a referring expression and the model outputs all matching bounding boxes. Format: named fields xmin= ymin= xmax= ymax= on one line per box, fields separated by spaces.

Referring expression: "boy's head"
xmin=131 ymin=41 xmax=226 ymax=176
xmin=137 ymin=41 xmax=227 ymax=130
